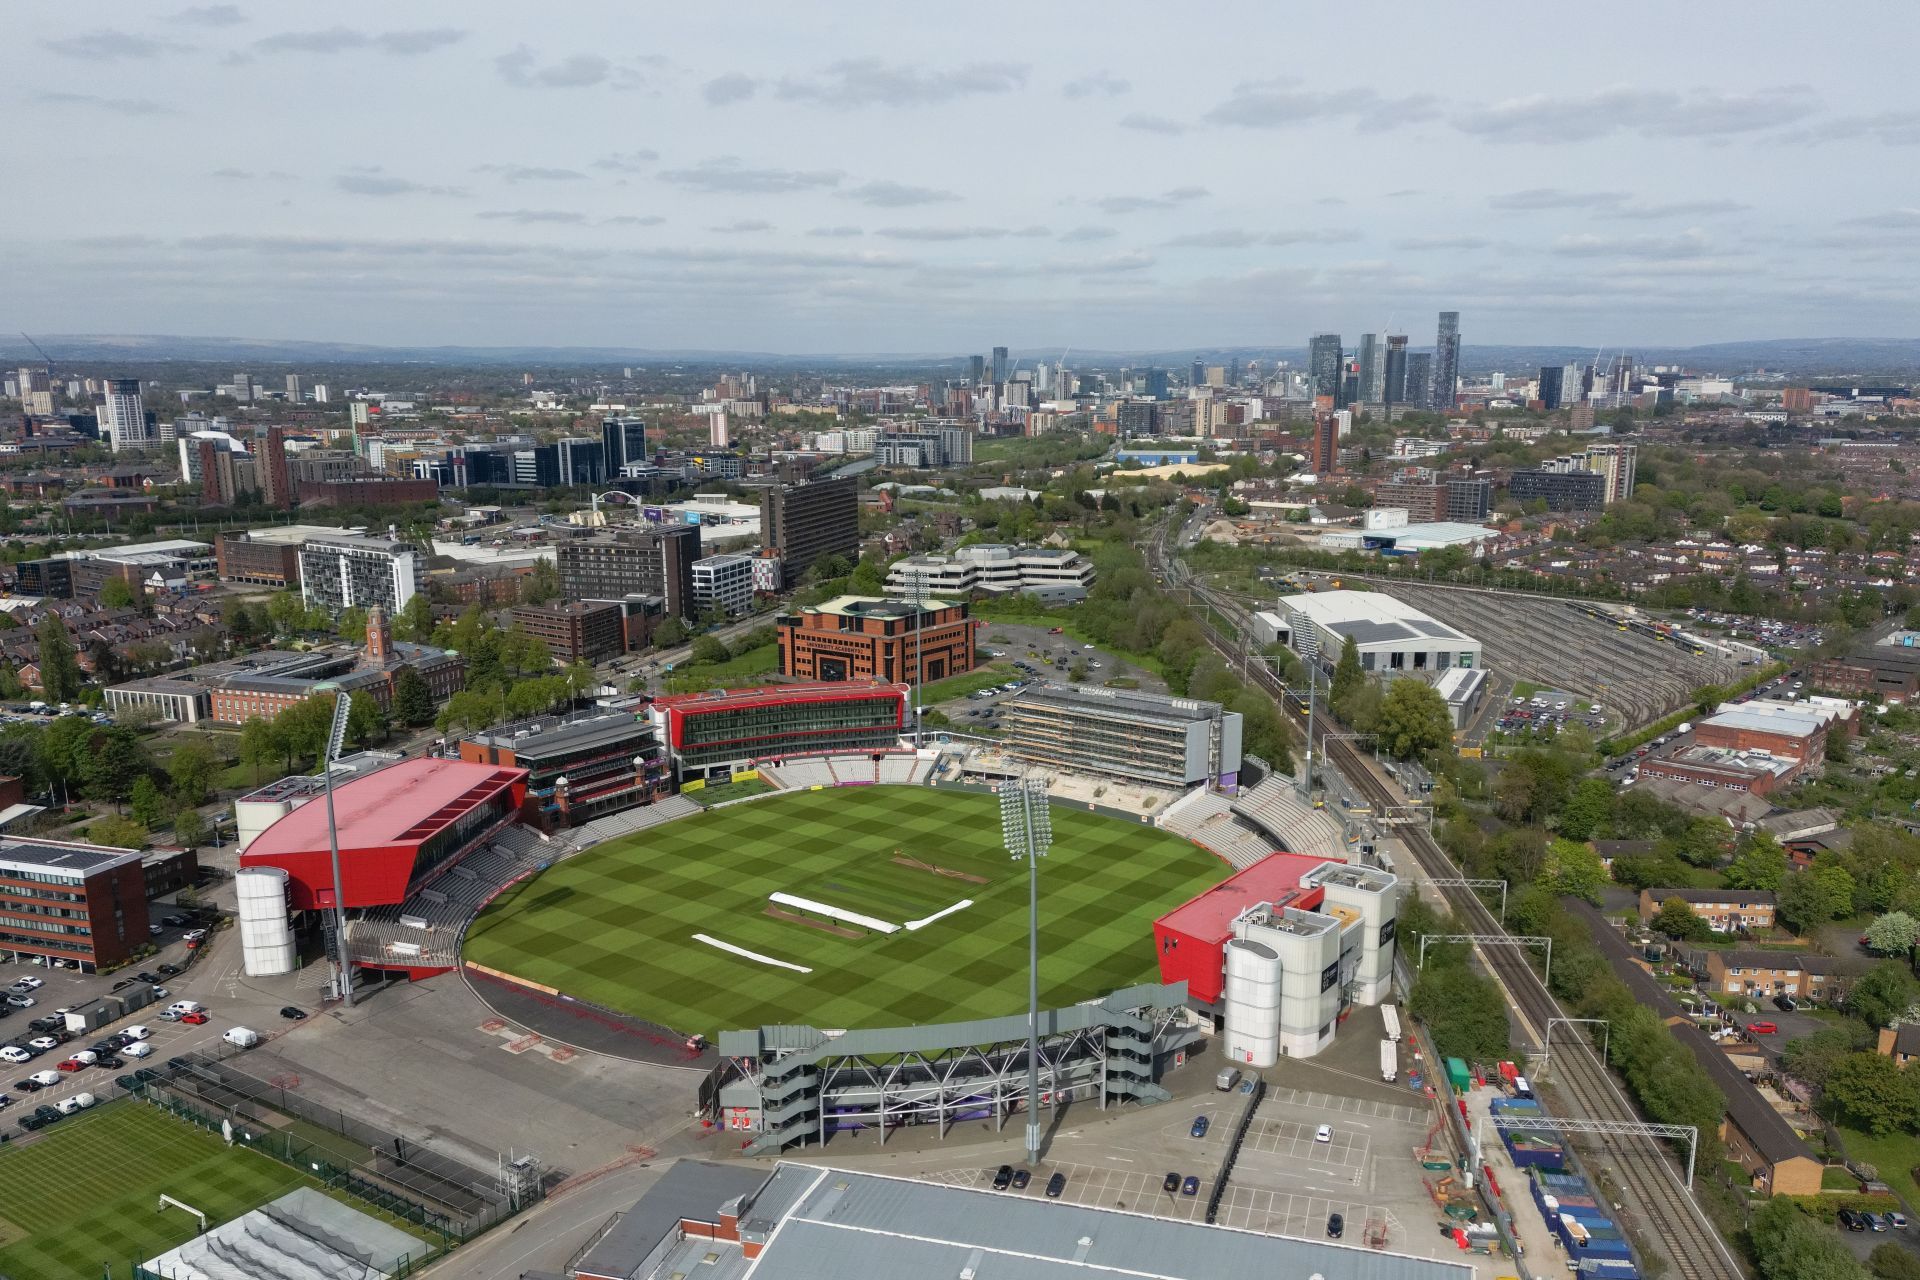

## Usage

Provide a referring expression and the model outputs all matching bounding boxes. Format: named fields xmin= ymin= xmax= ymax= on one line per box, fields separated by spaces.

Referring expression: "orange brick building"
xmin=775 ymin=595 xmax=974 ymax=686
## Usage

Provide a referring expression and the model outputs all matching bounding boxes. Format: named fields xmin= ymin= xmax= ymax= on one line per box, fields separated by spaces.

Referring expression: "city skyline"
xmin=7 ymin=0 xmax=1919 ymax=352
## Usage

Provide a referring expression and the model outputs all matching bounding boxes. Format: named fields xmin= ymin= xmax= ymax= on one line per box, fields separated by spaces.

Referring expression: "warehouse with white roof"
xmin=1274 ymin=590 xmax=1483 ymax=675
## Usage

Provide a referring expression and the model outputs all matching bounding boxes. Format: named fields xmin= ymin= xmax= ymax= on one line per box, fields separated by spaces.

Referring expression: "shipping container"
xmin=1382 ymin=1003 xmax=1402 ymax=1042
xmin=1446 ymin=1057 xmax=1472 ymax=1092
xmin=1381 ymin=1038 xmax=1398 ymax=1082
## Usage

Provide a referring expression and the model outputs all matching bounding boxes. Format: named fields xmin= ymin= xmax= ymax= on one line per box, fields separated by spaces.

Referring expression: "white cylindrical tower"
xmin=235 ymin=867 xmax=297 ymax=977
xmin=1222 ymin=938 xmax=1282 ymax=1068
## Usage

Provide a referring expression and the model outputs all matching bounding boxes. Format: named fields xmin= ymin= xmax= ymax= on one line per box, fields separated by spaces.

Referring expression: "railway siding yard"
xmin=1364 ymin=582 xmax=1740 ymax=733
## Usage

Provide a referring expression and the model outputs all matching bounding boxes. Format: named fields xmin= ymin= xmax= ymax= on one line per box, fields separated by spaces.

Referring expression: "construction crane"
xmin=19 ymin=332 xmax=55 ymax=376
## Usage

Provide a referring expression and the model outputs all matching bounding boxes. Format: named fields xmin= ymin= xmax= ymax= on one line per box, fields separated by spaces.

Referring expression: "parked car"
xmin=155 ymin=1010 xmax=182 ymax=1022
xmin=123 ymin=1041 xmax=153 ymax=1059
xmin=5 ymin=995 xmax=34 ymax=1009
xmin=279 ymin=1007 xmax=306 ymax=1021
xmin=1889 ymin=1211 xmax=1908 ymax=1229
xmin=1182 ymin=1175 xmax=1200 ymax=1197
xmin=1748 ymin=1021 xmax=1778 ymax=1035
xmin=55 ymin=1092 xmax=95 ymax=1115
xmin=992 ymin=1164 xmax=1014 ymax=1191
xmin=1190 ymin=1115 xmax=1210 ymax=1139
xmin=0 ymin=1046 xmax=28 ymax=1065
xmin=157 ymin=964 xmax=181 ymax=977
xmin=1842 ymin=1208 xmax=1866 ymax=1231
xmin=25 ymin=1037 xmax=57 ymax=1053
xmin=1011 ymin=1169 xmax=1030 ymax=1190
xmin=25 ymin=1070 xmax=59 ymax=1087
xmin=161 ymin=915 xmax=190 ymax=928
xmin=1162 ymin=1172 xmax=1180 ymax=1193
xmin=1315 ymin=1124 xmax=1334 ymax=1143
xmin=1328 ymin=1212 xmax=1345 ymax=1239
xmin=121 ymin=1025 xmax=150 ymax=1041
xmin=1045 ymin=1172 xmax=1067 ymax=1199
xmin=1773 ymin=994 xmax=1798 ymax=1012
xmin=134 ymin=972 xmax=161 ymax=985
xmin=180 ymin=1012 xmax=210 ymax=1026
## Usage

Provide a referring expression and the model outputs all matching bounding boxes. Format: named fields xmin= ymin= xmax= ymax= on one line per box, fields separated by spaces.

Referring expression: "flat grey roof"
xmin=0 ymin=838 xmax=142 ymax=879
xmin=739 ymin=1165 xmax=1474 ymax=1280
xmin=1008 ymin=683 xmax=1223 ymax=722
xmin=574 ymin=1161 xmax=765 ymax=1279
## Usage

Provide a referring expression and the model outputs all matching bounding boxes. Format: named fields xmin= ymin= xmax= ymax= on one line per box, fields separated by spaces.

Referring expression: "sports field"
xmin=465 ymin=787 xmax=1224 ymax=1035
xmin=0 ymin=1102 xmax=315 ymax=1279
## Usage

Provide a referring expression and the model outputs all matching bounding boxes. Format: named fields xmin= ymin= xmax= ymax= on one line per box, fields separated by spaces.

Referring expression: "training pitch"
xmin=465 ymin=787 xmax=1225 ymax=1036
xmin=0 ymin=1102 xmax=314 ymax=1280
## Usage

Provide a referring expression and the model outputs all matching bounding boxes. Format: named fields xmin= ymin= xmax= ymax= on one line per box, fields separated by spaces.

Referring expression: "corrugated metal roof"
xmin=746 ymin=1167 xmax=1474 ymax=1280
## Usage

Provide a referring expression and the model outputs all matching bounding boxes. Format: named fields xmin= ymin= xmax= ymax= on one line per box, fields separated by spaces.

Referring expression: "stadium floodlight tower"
xmin=321 ymin=691 xmax=356 ymax=1008
xmin=999 ymin=775 xmax=1052 ymax=1167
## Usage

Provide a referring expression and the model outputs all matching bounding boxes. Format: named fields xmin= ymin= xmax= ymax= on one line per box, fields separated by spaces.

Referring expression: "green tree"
xmin=345 ymin=690 xmax=387 ymax=747
xmin=1408 ymin=962 xmax=1512 ymax=1062
xmin=238 ymin=716 xmax=282 ymax=784
xmin=1866 ymin=911 xmax=1920 ymax=956
xmin=1749 ymin=1197 xmax=1870 ymax=1280
xmin=1329 ymin=635 xmax=1363 ymax=712
xmin=172 ymin=806 xmax=205 ymax=850
xmin=690 ymin=635 xmax=731 ymax=666
xmin=1724 ymin=835 xmax=1788 ymax=891
xmin=266 ymin=590 xmax=307 ymax=637
xmin=653 ymin=616 xmax=688 ymax=648
xmin=1778 ymin=868 xmax=1846 ymax=933
xmin=1821 ymin=1052 xmax=1920 ymax=1136
xmin=0 ymin=659 xmax=21 ymax=700
xmin=129 ymin=775 xmax=170 ymax=829
xmin=336 ymin=606 xmax=369 ymax=646
xmin=1691 ymin=683 xmax=1723 ymax=715
xmin=1653 ymin=896 xmax=1714 ymax=941
xmin=1851 ymin=962 xmax=1919 ymax=1029
xmin=97 ymin=575 xmax=139 ymax=610
xmin=849 ymin=556 xmax=887 ymax=595
xmin=1780 ymin=1026 xmax=1863 ymax=1092
xmin=85 ymin=815 xmax=148 ymax=850
xmin=166 ymin=741 xmax=220 ymax=807
xmin=1373 ymin=678 xmax=1451 ymax=760
xmin=519 ymin=559 xmax=561 ymax=605
xmin=1556 ymin=777 xmax=1615 ymax=841
xmin=34 ymin=614 xmax=84 ymax=702
xmin=1544 ymin=837 xmax=1608 ymax=903
xmin=81 ymin=728 xmax=149 ymax=810
xmin=394 ymin=591 xmax=436 ymax=642
xmin=1871 ymin=1243 xmax=1920 ymax=1280
xmin=806 ymin=552 xmax=853 ymax=583
xmin=391 ymin=666 xmax=435 ymax=727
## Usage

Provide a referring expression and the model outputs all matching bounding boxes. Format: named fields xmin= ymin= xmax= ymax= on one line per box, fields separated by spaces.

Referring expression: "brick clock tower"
xmin=364 ymin=605 xmax=393 ymax=665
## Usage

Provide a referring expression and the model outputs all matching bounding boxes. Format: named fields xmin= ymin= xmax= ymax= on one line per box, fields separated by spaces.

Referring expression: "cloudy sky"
xmin=7 ymin=0 xmax=1919 ymax=354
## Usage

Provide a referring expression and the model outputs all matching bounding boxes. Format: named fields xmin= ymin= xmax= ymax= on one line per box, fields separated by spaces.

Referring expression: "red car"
xmin=1748 ymin=1021 xmax=1778 ymax=1035
xmin=179 ymin=1012 xmax=210 ymax=1025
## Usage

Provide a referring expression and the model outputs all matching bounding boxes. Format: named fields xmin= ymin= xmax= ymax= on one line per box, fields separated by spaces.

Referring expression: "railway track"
xmin=1147 ymin=523 xmax=1745 ymax=1280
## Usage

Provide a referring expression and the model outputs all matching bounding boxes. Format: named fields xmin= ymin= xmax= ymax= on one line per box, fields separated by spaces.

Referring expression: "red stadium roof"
xmin=652 ymin=681 xmax=907 ymax=712
xmin=241 ymin=758 xmax=527 ymax=909
xmin=1155 ymin=852 xmax=1337 ymax=944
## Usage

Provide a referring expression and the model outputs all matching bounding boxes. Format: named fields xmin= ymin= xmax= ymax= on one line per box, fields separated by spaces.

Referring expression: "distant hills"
xmin=0 ymin=332 xmax=1915 ymax=376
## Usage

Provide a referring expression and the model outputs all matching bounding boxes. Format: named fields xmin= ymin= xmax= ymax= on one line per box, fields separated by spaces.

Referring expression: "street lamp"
xmin=1000 ymin=776 xmax=1052 ymax=1167
xmin=320 ymin=691 xmax=355 ymax=1008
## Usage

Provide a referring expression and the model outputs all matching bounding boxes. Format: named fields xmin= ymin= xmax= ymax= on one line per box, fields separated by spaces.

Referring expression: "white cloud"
xmin=1456 ymin=85 xmax=1818 ymax=144
xmin=658 ymin=157 xmax=842 ymax=193
xmin=840 ymin=181 xmax=959 ymax=208
xmin=776 ymin=59 xmax=1028 ymax=108
xmin=1063 ymin=72 xmax=1129 ymax=99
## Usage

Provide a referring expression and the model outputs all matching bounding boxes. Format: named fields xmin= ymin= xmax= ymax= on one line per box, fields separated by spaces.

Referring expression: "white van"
xmin=166 ymin=1000 xmax=205 ymax=1016
xmin=56 ymin=1092 xmax=95 ymax=1114
xmin=221 ymin=1026 xmax=260 ymax=1049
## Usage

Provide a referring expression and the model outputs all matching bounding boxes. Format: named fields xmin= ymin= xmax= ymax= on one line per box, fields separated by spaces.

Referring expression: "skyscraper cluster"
xmin=1306 ymin=312 xmax=1460 ymax=416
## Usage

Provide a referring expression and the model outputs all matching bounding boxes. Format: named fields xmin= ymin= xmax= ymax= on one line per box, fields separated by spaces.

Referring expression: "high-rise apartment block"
xmin=298 ymin=534 xmax=422 ymax=613
xmin=1383 ymin=335 xmax=1409 ymax=407
xmin=1357 ymin=334 xmax=1381 ymax=403
xmin=16 ymin=368 xmax=54 ymax=416
xmin=991 ymin=346 xmax=1009 ymax=384
xmin=1538 ymin=365 xmax=1565 ymax=411
xmin=1312 ymin=414 xmax=1341 ymax=476
xmin=259 ymin=426 xmax=293 ymax=509
xmin=99 ymin=379 xmax=150 ymax=452
xmin=556 ymin=524 xmax=702 ymax=618
xmin=1431 ymin=311 xmax=1460 ymax=412
xmin=1583 ymin=443 xmax=1637 ymax=505
xmin=1404 ymin=353 xmax=1432 ymax=412
xmin=601 ymin=415 xmax=648 ymax=474
xmin=1308 ymin=334 xmax=1343 ymax=405
xmin=759 ymin=475 xmax=858 ymax=587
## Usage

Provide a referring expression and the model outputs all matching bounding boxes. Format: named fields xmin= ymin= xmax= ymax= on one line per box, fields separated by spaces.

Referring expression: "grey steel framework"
xmin=1480 ymin=1114 xmax=1700 ymax=1188
xmin=711 ymin=983 xmax=1200 ymax=1156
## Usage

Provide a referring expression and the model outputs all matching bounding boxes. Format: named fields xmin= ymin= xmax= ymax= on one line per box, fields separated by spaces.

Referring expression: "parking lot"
xmin=1493 ymin=686 xmax=1608 ymax=740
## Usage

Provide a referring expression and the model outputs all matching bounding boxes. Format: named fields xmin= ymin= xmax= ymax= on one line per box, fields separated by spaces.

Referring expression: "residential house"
xmin=1637 ymin=887 xmax=1776 ymax=932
